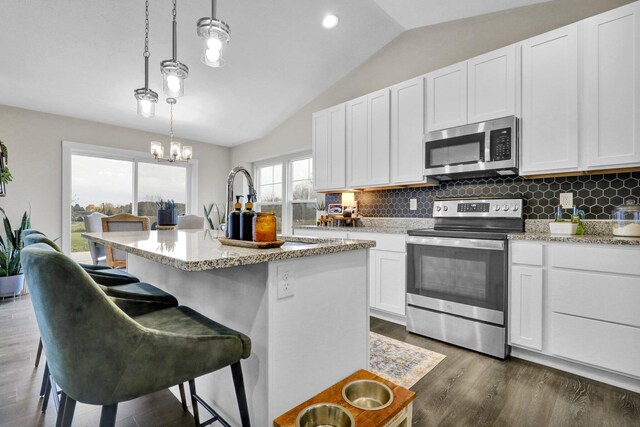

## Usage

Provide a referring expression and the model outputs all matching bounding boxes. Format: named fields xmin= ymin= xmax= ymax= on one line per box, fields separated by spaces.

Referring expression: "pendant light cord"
xmin=169 ymin=103 xmax=174 ymax=143
xmin=143 ymin=0 xmax=150 ymax=90
xmin=172 ymin=0 xmax=177 ymax=61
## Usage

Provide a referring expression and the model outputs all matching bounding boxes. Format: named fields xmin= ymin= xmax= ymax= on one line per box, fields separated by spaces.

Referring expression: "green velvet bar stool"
xmin=22 ymin=244 xmax=251 ymax=427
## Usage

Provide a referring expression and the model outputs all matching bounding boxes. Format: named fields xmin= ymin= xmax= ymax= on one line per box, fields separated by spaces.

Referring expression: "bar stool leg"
xmin=178 ymin=383 xmax=188 ymax=411
xmin=56 ymin=391 xmax=76 ymax=427
xmin=40 ymin=362 xmax=49 ymax=397
xmin=35 ymin=338 xmax=43 ymax=367
xmin=55 ymin=392 xmax=66 ymax=427
xmin=99 ymin=403 xmax=118 ymax=427
xmin=42 ymin=374 xmax=52 ymax=413
xmin=231 ymin=362 xmax=251 ymax=427
xmin=188 ymin=379 xmax=200 ymax=426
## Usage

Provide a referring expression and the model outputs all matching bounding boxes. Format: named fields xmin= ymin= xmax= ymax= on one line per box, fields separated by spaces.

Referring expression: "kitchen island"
xmin=83 ymin=229 xmax=375 ymax=425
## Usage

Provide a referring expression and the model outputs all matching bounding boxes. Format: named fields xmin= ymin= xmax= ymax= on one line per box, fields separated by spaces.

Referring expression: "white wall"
xmin=0 ymin=104 xmax=230 ymax=239
xmin=231 ymin=0 xmax=634 ymax=167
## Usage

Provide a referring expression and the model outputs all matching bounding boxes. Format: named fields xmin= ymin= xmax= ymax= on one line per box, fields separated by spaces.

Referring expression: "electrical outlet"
xmin=277 ymin=267 xmax=294 ymax=299
xmin=559 ymin=192 xmax=573 ymax=209
xmin=410 ymin=199 xmax=418 ymax=210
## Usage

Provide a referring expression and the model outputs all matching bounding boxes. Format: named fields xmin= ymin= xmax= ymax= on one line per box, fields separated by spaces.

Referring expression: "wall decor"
xmin=326 ymin=172 xmax=640 ymax=220
xmin=0 ymin=140 xmax=11 ymax=197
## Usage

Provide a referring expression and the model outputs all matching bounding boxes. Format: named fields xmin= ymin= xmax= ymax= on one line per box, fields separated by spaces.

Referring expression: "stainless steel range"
xmin=405 ymin=197 xmax=524 ymax=359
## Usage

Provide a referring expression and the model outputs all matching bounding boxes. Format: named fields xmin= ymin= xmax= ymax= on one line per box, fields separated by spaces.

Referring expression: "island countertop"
xmin=83 ymin=230 xmax=376 ymax=272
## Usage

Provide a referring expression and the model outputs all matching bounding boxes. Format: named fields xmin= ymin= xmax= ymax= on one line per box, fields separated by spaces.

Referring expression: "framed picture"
xmin=327 ymin=204 xmax=343 ymax=215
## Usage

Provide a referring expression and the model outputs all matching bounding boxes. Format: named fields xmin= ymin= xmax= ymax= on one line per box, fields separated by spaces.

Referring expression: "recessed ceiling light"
xmin=322 ymin=14 xmax=339 ymax=29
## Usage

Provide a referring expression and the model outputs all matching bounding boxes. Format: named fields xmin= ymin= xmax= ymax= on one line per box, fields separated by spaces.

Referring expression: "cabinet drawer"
xmin=550 ymin=269 xmax=640 ymax=327
xmin=354 ymin=232 xmax=406 ymax=253
xmin=549 ymin=245 xmax=640 ymax=275
xmin=511 ymin=242 xmax=543 ymax=266
xmin=550 ymin=313 xmax=640 ymax=378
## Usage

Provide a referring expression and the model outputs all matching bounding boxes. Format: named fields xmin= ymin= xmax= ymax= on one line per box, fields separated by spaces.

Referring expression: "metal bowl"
xmin=342 ymin=379 xmax=394 ymax=411
xmin=295 ymin=403 xmax=355 ymax=427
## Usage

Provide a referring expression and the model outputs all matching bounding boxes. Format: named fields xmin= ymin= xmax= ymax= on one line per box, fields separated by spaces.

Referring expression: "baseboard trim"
xmin=370 ymin=308 xmax=406 ymax=326
xmin=511 ymin=347 xmax=640 ymax=393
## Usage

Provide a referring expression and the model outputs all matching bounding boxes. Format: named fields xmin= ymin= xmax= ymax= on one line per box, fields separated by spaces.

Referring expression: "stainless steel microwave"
xmin=424 ymin=116 xmax=518 ymax=180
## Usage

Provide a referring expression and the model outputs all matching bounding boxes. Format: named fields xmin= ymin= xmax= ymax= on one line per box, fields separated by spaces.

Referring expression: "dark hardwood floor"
xmin=1 ymin=296 xmax=638 ymax=426
xmin=370 ymin=317 xmax=640 ymax=427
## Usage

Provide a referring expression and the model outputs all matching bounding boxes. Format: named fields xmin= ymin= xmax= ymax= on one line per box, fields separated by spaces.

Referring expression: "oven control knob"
xmin=503 ymin=205 xmax=510 ymax=211
xmin=443 ymin=206 xmax=449 ymax=212
xmin=512 ymin=205 xmax=519 ymax=212
xmin=493 ymin=205 xmax=500 ymax=211
xmin=436 ymin=206 xmax=442 ymax=212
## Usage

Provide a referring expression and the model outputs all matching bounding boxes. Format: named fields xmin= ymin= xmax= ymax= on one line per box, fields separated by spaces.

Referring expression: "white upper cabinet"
xmin=390 ymin=77 xmax=425 ymax=185
xmin=426 ymin=61 xmax=468 ymax=132
xmin=313 ymin=104 xmax=345 ymax=191
xmin=346 ymin=89 xmax=390 ymax=188
xmin=521 ymin=24 xmax=579 ymax=175
xmin=583 ymin=2 xmax=640 ymax=169
xmin=468 ymin=45 xmax=518 ymax=123
xmin=368 ymin=89 xmax=391 ymax=186
xmin=346 ymin=96 xmax=369 ymax=188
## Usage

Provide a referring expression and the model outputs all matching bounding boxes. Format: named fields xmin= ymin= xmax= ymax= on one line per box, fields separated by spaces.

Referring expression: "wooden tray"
xmin=218 ymin=237 xmax=285 ymax=249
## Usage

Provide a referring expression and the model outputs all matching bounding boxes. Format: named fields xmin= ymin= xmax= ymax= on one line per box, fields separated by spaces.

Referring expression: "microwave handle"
xmin=406 ymin=236 xmax=504 ymax=251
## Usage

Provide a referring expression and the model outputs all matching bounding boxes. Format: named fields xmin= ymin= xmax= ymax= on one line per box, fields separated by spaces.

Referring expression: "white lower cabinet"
xmin=509 ymin=241 xmax=640 ymax=391
xmin=370 ymin=250 xmax=406 ymax=316
xmin=293 ymin=228 xmax=407 ymax=322
xmin=509 ymin=265 xmax=543 ymax=351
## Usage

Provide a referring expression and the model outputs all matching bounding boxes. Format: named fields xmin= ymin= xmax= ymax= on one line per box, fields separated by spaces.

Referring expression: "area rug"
xmin=369 ymin=332 xmax=446 ymax=389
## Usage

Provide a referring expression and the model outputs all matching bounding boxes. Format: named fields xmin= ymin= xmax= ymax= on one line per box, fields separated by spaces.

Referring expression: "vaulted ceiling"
xmin=0 ymin=0 xmax=550 ymax=146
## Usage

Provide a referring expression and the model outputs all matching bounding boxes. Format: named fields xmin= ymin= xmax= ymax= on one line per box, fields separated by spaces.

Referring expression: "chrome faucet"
xmin=225 ymin=166 xmax=257 ymax=237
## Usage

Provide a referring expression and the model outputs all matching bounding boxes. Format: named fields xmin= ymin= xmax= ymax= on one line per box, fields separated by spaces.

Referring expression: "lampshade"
xmin=342 ymin=192 xmax=355 ymax=205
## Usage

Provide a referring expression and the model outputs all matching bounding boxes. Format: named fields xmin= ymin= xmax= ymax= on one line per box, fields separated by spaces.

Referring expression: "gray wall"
xmin=0 ymin=104 xmax=230 ymax=240
xmin=231 ymin=0 xmax=634 ymax=167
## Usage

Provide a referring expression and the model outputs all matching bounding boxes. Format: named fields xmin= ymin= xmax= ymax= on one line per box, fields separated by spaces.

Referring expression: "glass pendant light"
xmin=160 ymin=0 xmax=189 ymax=98
xmin=197 ymin=0 xmax=230 ymax=67
xmin=134 ymin=0 xmax=158 ymax=118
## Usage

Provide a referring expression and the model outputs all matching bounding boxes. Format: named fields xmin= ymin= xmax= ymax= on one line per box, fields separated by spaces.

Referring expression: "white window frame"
xmin=61 ymin=141 xmax=198 ymax=254
xmin=254 ymin=151 xmax=314 ymax=234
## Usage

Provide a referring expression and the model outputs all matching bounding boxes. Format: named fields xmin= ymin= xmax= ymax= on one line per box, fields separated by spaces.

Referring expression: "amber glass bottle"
xmin=253 ymin=212 xmax=276 ymax=242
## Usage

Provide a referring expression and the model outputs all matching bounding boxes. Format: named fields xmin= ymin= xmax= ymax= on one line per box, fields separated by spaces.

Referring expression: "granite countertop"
xmin=507 ymin=232 xmax=640 ymax=246
xmin=83 ymin=230 xmax=376 ymax=272
xmin=293 ymin=225 xmax=415 ymax=234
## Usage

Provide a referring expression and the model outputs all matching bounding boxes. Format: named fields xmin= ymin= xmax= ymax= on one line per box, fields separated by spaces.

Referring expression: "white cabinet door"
xmin=312 ymin=109 xmax=330 ymax=191
xmin=371 ymin=250 xmax=406 ymax=316
xmin=583 ymin=2 xmax=640 ymax=169
xmin=510 ymin=265 xmax=543 ymax=351
xmin=426 ymin=62 xmax=468 ymax=132
xmin=328 ymin=104 xmax=346 ymax=189
xmin=346 ymin=96 xmax=369 ymax=188
xmin=368 ymin=88 xmax=391 ymax=186
xmin=468 ymin=45 xmax=517 ymax=123
xmin=390 ymin=77 xmax=425 ymax=184
xmin=313 ymin=104 xmax=346 ymax=191
xmin=521 ymin=24 xmax=579 ymax=175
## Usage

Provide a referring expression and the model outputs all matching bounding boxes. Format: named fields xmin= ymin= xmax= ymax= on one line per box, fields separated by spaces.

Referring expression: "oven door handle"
xmin=406 ymin=236 xmax=504 ymax=251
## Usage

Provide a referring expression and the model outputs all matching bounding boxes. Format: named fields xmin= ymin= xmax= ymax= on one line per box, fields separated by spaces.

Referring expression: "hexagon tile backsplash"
xmin=325 ymin=172 xmax=640 ymax=220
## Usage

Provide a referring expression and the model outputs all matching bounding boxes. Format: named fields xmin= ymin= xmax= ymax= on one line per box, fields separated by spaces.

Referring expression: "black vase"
xmin=157 ymin=208 xmax=178 ymax=226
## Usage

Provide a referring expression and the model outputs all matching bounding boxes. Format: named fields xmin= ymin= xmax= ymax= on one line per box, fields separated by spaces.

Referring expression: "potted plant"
xmin=0 ymin=208 xmax=30 ymax=297
xmin=316 ymin=200 xmax=326 ymax=221
xmin=204 ymin=202 xmax=226 ymax=230
xmin=156 ymin=199 xmax=178 ymax=226
xmin=0 ymin=140 xmax=12 ymax=197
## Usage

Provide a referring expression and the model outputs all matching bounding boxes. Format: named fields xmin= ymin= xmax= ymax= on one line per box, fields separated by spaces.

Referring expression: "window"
xmin=137 ymin=162 xmax=187 ymax=217
xmin=63 ymin=141 xmax=197 ymax=256
xmin=255 ymin=153 xmax=316 ymax=234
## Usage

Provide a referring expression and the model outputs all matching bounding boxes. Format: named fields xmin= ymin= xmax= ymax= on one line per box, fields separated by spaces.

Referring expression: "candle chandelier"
xmin=133 ymin=0 xmax=159 ymax=118
xmin=150 ymin=99 xmax=192 ymax=163
xmin=160 ymin=0 xmax=189 ymax=99
xmin=197 ymin=0 xmax=230 ymax=67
